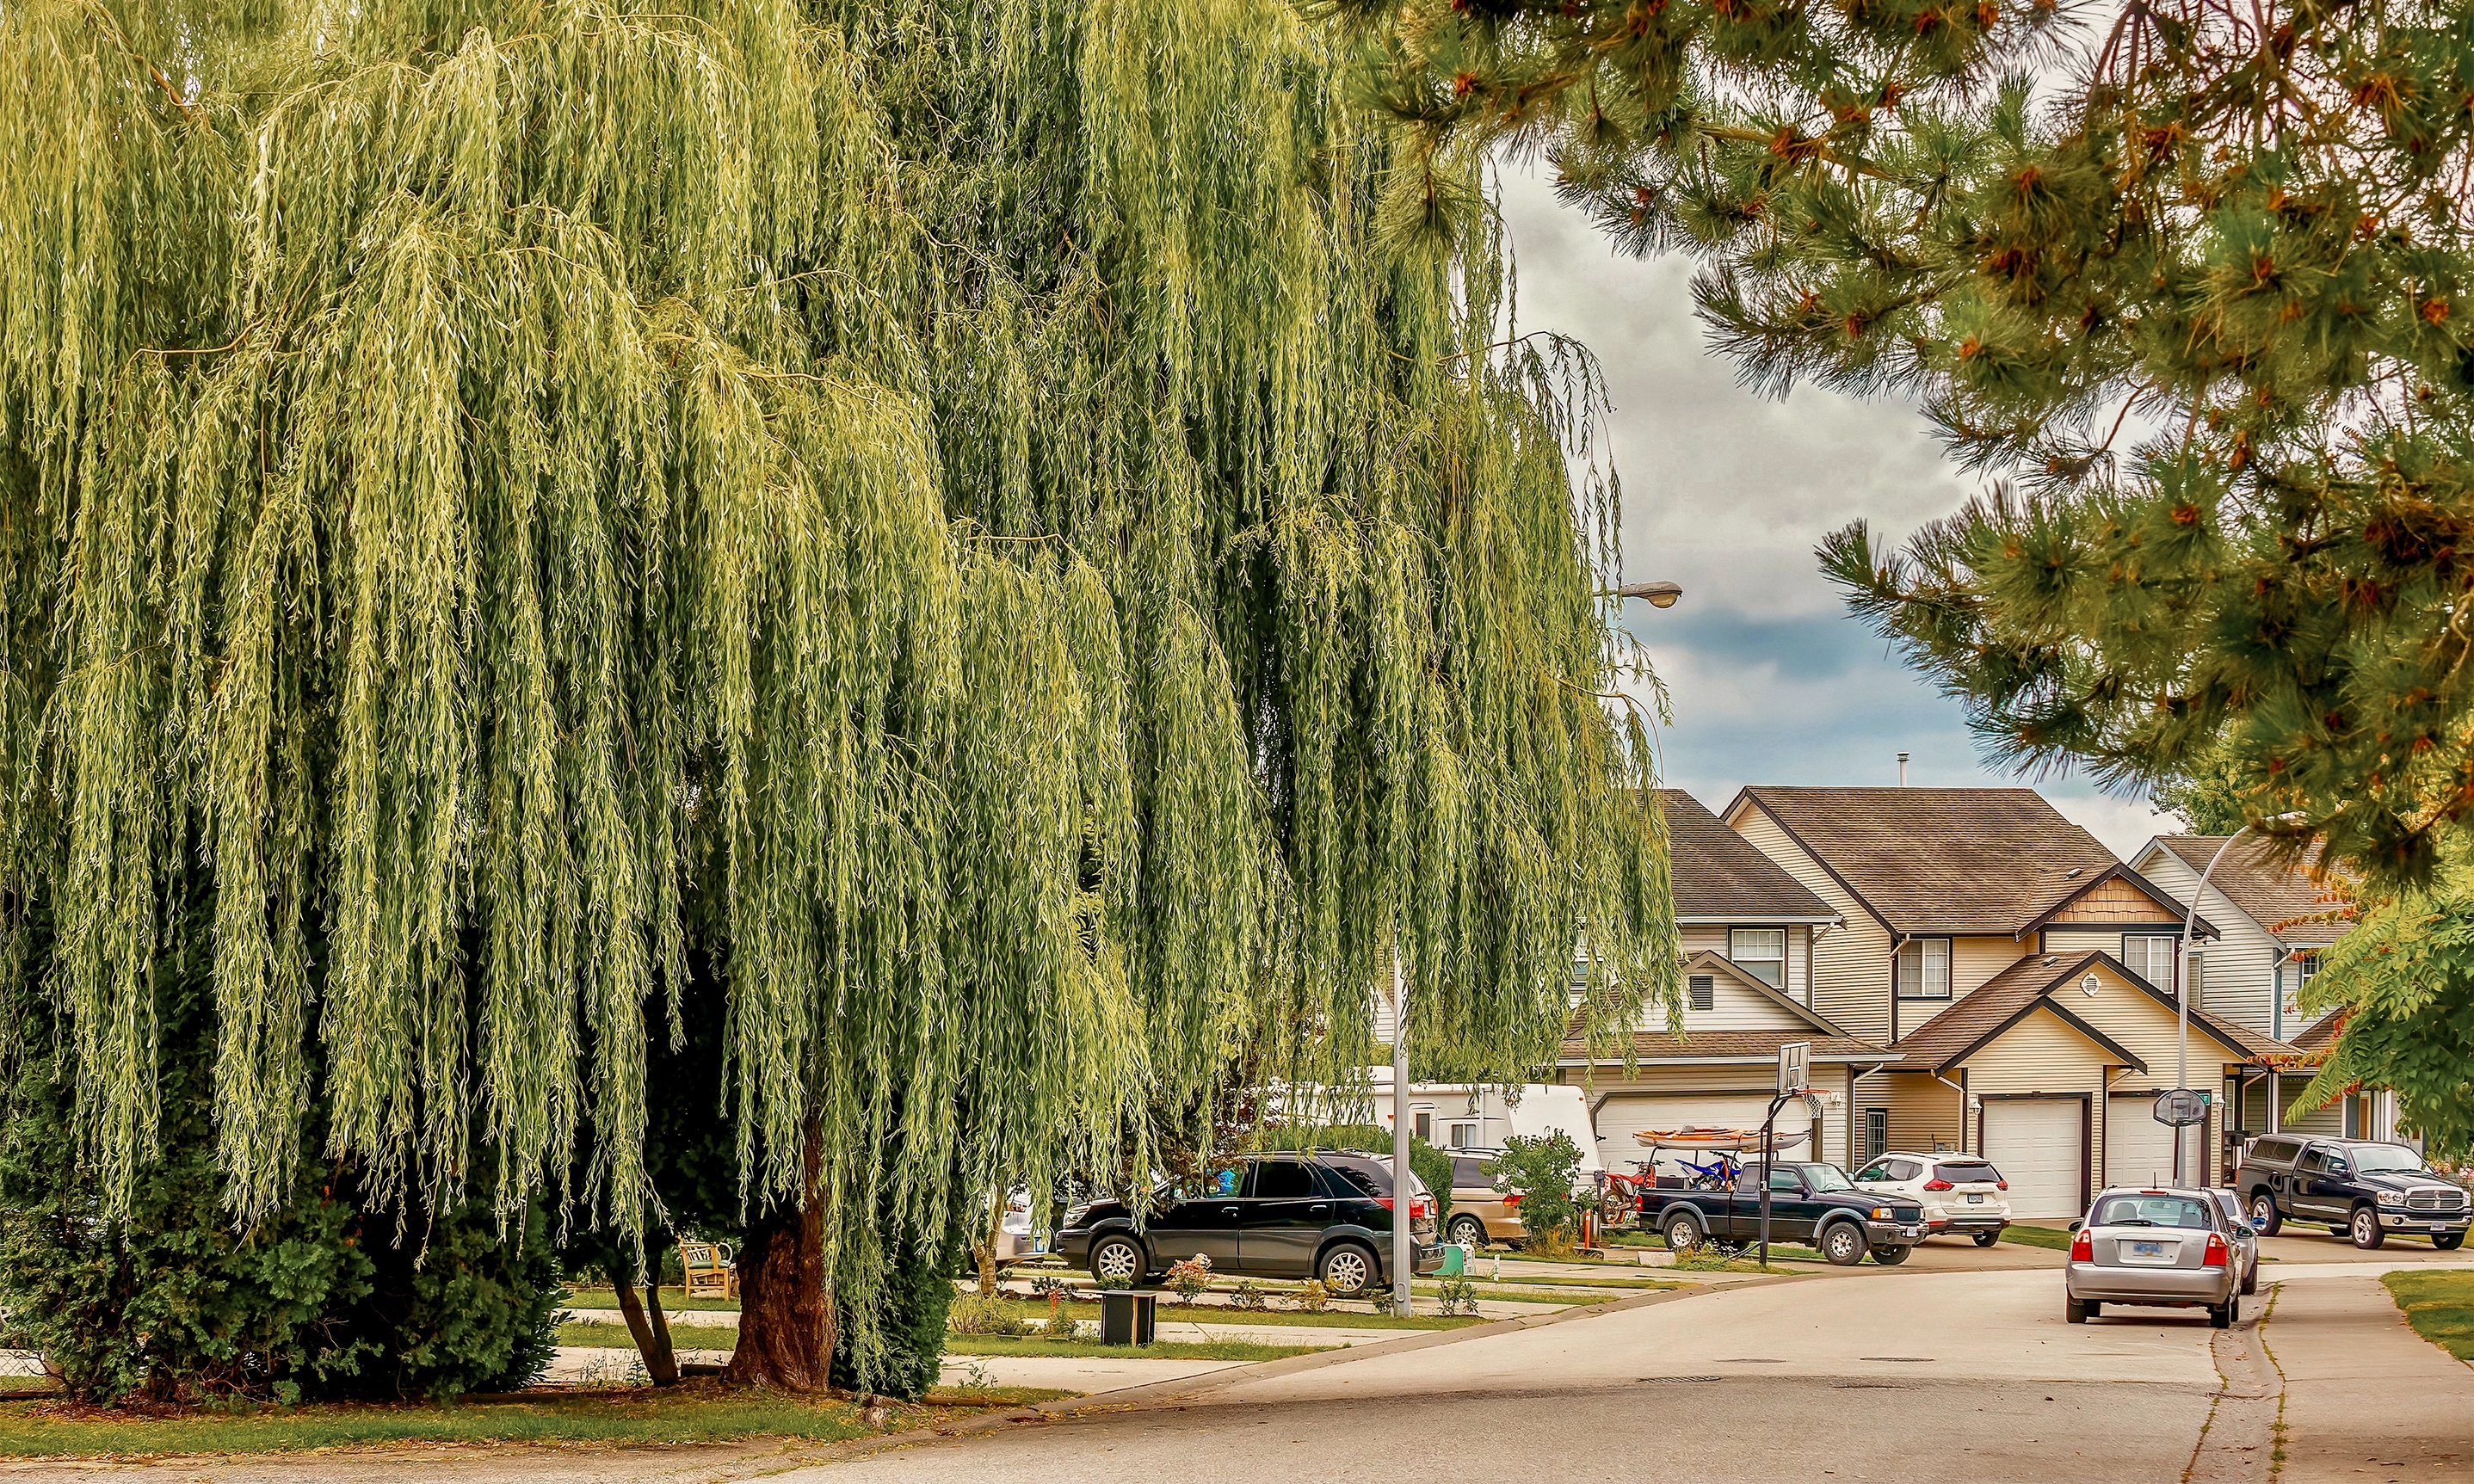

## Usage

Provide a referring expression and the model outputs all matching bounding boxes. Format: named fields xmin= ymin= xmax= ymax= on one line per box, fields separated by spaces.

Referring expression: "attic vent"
xmin=1688 ymin=975 xmax=1715 ymax=1012
xmin=2064 ymin=867 xmax=2083 ymax=878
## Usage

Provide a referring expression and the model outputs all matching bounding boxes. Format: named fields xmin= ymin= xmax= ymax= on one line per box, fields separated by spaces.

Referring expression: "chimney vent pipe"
xmin=1897 ymin=752 xmax=1909 ymax=786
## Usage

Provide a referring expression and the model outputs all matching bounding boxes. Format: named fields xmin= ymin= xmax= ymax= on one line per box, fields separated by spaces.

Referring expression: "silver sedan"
xmin=2065 ymin=1187 xmax=2243 ymax=1328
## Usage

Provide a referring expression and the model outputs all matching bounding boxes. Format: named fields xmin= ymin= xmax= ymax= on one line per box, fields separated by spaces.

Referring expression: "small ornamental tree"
xmin=1484 ymin=1132 xmax=1583 ymax=1248
xmin=2292 ymin=855 xmax=2474 ymax=1160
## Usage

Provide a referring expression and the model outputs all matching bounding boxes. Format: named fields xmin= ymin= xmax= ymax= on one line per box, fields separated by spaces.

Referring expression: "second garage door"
xmin=1980 ymin=1099 xmax=2084 ymax=1218
xmin=1592 ymin=1093 xmax=1824 ymax=1178
xmin=2106 ymin=1095 xmax=2205 ymax=1189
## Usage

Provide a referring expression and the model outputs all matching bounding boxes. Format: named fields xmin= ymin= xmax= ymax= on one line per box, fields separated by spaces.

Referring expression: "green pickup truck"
xmin=1645 ymin=1161 xmax=1927 ymax=1266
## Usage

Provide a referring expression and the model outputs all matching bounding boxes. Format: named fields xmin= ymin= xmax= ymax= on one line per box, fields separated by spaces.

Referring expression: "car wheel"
xmin=2241 ymin=1259 xmax=2258 ymax=1296
xmin=2211 ymin=1298 xmax=2236 ymax=1329
xmin=1089 ymin=1235 xmax=1145 ymax=1286
xmin=1663 ymin=1210 xmax=1704 ymax=1252
xmin=1318 ymin=1241 xmax=1378 ymax=1296
xmin=2249 ymin=1192 xmax=2282 ymax=1237
xmin=2066 ymin=1296 xmax=2090 ymax=1324
xmin=1872 ymin=1245 xmax=1912 ymax=1265
xmin=1974 ymin=1231 xmax=2000 ymax=1248
xmin=2350 ymin=1206 xmax=2386 ymax=1250
xmin=1821 ymin=1222 xmax=1866 ymax=1266
xmin=2436 ymin=1233 xmax=2465 ymax=1251
xmin=1448 ymin=1215 xmax=1487 ymax=1248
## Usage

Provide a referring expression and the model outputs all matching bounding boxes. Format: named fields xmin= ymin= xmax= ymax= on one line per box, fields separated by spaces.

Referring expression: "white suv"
xmin=1854 ymin=1153 xmax=2011 ymax=1245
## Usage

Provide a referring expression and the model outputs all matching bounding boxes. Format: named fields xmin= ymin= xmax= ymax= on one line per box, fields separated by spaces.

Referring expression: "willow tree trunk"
xmin=608 ymin=1247 xmax=681 ymax=1387
xmin=725 ymin=1125 xmax=833 ymax=1390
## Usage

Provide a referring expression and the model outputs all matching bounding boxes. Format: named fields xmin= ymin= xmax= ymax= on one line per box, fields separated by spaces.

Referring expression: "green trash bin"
xmin=1436 ymin=1243 xmax=1468 ymax=1278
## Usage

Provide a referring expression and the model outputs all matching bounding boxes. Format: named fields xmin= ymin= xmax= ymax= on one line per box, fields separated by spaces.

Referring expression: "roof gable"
xmin=2144 ymin=835 xmax=2352 ymax=949
xmin=1659 ymin=791 xmax=1839 ymax=923
xmin=1891 ymin=949 xmax=2291 ymax=1072
xmin=1731 ymin=786 xmax=2119 ymax=934
xmin=1680 ymin=949 xmax=1850 ymax=1036
xmin=2019 ymin=861 xmax=2218 ymax=940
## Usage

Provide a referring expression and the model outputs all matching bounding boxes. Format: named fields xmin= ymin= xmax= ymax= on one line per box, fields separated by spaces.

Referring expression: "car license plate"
xmin=1902 ymin=1226 xmax=1920 ymax=1237
xmin=2122 ymin=1239 xmax=2177 ymax=1265
xmin=2436 ymin=1225 xmax=2452 ymax=1235
xmin=1967 ymin=1193 xmax=1985 ymax=1204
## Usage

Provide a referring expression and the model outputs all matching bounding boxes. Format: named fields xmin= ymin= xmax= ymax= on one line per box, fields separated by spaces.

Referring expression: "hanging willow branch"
xmin=0 ymin=0 xmax=1680 ymax=1353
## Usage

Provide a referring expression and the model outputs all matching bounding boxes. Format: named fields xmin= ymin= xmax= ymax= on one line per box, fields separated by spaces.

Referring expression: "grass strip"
xmin=2381 ymin=1269 xmax=2474 ymax=1364
xmin=0 ymin=1383 xmax=1061 ymax=1461
xmin=558 ymin=1287 xmax=743 ymax=1313
xmin=1999 ymin=1224 xmax=2076 ymax=1250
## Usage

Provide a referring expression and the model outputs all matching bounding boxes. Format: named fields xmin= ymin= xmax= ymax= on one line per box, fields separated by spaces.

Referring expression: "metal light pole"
xmin=1391 ymin=933 xmax=1412 ymax=1318
xmin=2175 ymin=816 xmax=2304 ymax=1181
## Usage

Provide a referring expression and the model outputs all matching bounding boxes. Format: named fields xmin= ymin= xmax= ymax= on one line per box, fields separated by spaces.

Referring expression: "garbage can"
xmin=1436 ymin=1243 xmax=1468 ymax=1278
xmin=1098 ymin=1289 xmax=1157 ymax=1345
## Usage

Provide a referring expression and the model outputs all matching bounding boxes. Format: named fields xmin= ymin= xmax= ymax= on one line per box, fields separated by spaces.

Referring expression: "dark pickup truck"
xmin=1646 ymin=1161 xmax=1926 ymax=1266
xmin=2236 ymin=1136 xmax=2469 ymax=1250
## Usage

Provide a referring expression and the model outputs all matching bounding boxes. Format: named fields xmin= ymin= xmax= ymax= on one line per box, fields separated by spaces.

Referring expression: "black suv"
xmin=1056 ymin=1153 xmax=1443 ymax=1296
xmin=2236 ymin=1136 xmax=2470 ymax=1250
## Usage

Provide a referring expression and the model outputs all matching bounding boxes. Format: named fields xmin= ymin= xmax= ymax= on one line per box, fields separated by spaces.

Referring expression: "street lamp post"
xmin=1385 ymin=579 xmax=1683 ymax=1316
xmin=2175 ymin=816 xmax=2305 ymax=1182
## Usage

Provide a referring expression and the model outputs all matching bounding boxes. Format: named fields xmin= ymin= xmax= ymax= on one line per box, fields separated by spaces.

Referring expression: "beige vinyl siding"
xmin=1951 ymin=935 xmax=2032 ymax=997
xmin=2039 ymin=927 xmax=2139 ymax=959
xmin=1585 ymin=1064 xmax=1853 ymax=1167
xmin=2132 ymin=844 xmax=2282 ymax=1036
xmin=1855 ymin=1070 xmax=1966 ymax=1154
xmin=1681 ymin=976 xmax=1816 ymax=1032
xmin=1733 ymin=807 xmax=1893 ymax=1041
xmin=1681 ymin=925 xmax=1815 ymax=1005
xmin=1957 ymin=1008 xmax=2113 ymax=1167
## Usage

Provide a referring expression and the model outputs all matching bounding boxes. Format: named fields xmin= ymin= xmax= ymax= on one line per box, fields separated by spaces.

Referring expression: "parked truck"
xmin=1644 ymin=1161 xmax=1927 ymax=1266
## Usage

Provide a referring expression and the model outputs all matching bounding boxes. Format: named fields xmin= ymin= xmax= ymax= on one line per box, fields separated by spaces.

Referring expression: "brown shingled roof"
xmin=1559 ymin=1028 xmax=1897 ymax=1065
xmin=1889 ymin=950 xmax=2294 ymax=1072
xmin=1729 ymin=786 xmax=2120 ymax=934
xmin=2151 ymin=836 xmax=2353 ymax=949
xmin=1659 ymin=790 xmax=1839 ymax=922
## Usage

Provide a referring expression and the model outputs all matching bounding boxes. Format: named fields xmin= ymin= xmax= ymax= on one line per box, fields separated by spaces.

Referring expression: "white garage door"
xmin=1981 ymin=1099 xmax=2083 ymax=1218
xmin=1593 ymin=1093 xmax=1824 ymax=1179
xmin=2107 ymin=1097 xmax=2205 ymax=1190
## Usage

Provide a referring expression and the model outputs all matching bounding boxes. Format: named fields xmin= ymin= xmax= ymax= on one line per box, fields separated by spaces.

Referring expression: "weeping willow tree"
xmin=0 ymin=0 xmax=1677 ymax=1389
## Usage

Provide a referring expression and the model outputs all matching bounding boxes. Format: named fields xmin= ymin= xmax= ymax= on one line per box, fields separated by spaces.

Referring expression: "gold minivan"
xmin=1445 ymin=1150 xmax=1526 ymax=1247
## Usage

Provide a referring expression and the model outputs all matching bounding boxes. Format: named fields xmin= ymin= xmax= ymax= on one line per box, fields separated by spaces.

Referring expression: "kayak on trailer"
xmin=1632 ymin=1126 xmax=1811 ymax=1152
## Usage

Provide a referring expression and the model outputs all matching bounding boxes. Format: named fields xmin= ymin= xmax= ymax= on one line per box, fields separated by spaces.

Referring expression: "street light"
xmin=2175 ymin=813 xmax=2309 ymax=1182
xmin=1609 ymin=579 xmax=1683 ymax=608
xmin=1388 ymin=578 xmax=1686 ymax=1315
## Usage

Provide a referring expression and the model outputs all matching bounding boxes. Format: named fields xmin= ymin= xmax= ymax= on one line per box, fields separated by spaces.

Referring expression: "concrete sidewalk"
xmin=2267 ymin=1274 xmax=2474 ymax=1481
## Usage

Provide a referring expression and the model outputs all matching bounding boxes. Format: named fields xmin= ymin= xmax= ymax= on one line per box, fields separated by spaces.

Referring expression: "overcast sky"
xmin=1497 ymin=174 xmax=2180 ymax=859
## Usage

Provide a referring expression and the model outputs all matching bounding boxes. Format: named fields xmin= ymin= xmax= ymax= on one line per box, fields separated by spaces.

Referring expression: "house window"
xmin=1687 ymin=974 xmax=1715 ymax=1013
xmin=1896 ymin=939 xmax=1951 ymax=999
xmin=1728 ymin=927 xmax=1786 ymax=988
xmin=1413 ymin=1109 xmax=1434 ymax=1142
xmin=1447 ymin=1121 xmax=1478 ymax=1149
xmin=1863 ymin=1108 xmax=1889 ymax=1161
xmin=2124 ymin=934 xmax=2180 ymax=988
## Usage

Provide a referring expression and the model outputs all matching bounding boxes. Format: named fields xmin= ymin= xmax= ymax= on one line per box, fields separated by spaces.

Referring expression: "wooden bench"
xmin=679 ymin=1238 xmax=737 ymax=1300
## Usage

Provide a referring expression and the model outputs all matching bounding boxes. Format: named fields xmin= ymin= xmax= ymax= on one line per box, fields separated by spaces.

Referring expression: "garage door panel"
xmin=1980 ymin=1099 xmax=2083 ymax=1218
xmin=1593 ymin=1094 xmax=1823 ymax=1179
xmin=2107 ymin=1097 xmax=2205 ymax=1190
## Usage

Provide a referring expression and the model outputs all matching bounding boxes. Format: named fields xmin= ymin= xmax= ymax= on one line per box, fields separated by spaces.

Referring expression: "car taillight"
xmin=1996 ymin=1180 xmax=2008 ymax=1191
xmin=2070 ymin=1227 xmax=2093 ymax=1261
xmin=1923 ymin=1179 xmax=1954 ymax=1191
xmin=2204 ymin=1233 xmax=2229 ymax=1267
xmin=1503 ymin=1193 xmax=1523 ymax=1209
xmin=1412 ymin=1198 xmax=1433 ymax=1219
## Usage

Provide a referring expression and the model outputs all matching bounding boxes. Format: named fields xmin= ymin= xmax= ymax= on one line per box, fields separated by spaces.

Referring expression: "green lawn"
xmin=2383 ymin=1270 xmax=2474 ymax=1364
xmin=0 ymin=1377 xmax=52 ymax=1396
xmin=560 ymin=1286 xmax=743 ymax=1313
xmin=1999 ymin=1224 xmax=2076 ymax=1250
xmin=982 ymin=1298 xmax=1479 ymax=1331
xmin=0 ymin=1383 xmax=1062 ymax=1461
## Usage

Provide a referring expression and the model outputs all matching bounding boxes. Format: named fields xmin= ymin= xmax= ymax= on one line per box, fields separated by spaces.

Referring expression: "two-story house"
xmin=1718 ymin=787 xmax=2296 ymax=1217
xmin=2129 ymin=836 xmax=2391 ymax=1144
xmin=1557 ymin=791 xmax=1892 ymax=1176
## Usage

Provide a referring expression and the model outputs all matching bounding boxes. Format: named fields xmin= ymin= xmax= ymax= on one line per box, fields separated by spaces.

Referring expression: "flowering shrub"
xmin=1293 ymin=1279 xmax=1331 ymax=1313
xmin=1165 ymin=1255 xmax=1212 ymax=1304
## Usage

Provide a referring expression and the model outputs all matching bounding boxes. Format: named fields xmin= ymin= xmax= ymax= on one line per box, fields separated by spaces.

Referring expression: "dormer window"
xmin=1896 ymin=938 xmax=1951 ymax=999
xmin=1727 ymin=927 xmax=1786 ymax=988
